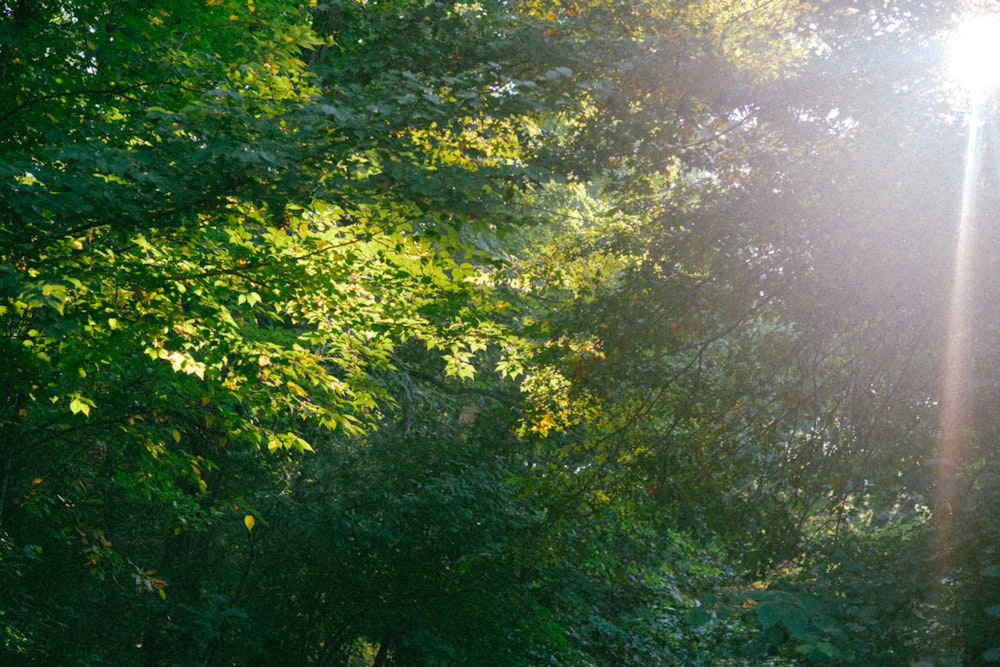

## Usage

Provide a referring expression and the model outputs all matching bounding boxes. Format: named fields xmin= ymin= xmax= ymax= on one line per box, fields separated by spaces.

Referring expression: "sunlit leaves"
xmin=266 ymin=432 xmax=314 ymax=454
xmin=517 ymin=364 xmax=601 ymax=436
xmin=68 ymin=394 xmax=94 ymax=417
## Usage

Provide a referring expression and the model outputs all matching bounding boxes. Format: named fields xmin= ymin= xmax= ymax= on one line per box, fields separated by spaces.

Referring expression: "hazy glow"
xmin=948 ymin=13 xmax=1000 ymax=101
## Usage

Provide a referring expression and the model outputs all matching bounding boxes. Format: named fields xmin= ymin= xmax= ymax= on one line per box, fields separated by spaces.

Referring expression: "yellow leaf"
xmin=286 ymin=380 xmax=308 ymax=397
xmin=69 ymin=397 xmax=91 ymax=417
xmin=244 ymin=514 xmax=255 ymax=532
xmin=172 ymin=429 xmax=181 ymax=443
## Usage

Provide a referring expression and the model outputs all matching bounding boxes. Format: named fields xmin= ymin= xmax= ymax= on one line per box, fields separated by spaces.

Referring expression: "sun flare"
xmin=948 ymin=13 xmax=1000 ymax=101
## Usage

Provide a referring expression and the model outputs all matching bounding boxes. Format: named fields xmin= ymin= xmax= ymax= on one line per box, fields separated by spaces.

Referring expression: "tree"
xmin=0 ymin=0 xmax=552 ymax=661
xmin=5 ymin=0 xmax=997 ymax=664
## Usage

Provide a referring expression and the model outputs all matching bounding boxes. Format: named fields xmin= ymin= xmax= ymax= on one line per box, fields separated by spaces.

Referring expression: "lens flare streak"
xmin=934 ymin=107 xmax=984 ymax=558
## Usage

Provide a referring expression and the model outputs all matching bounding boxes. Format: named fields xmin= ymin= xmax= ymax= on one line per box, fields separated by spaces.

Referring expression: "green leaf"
xmin=684 ymin=606 xmax=712 ymax=627
xmin=755 ymin=601 xmax=784 ymax=630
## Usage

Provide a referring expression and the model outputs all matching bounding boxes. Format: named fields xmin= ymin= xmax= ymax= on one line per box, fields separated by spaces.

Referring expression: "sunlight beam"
xmin=937 ymin=108 xmax=982 ymax=483
xmin=933 ymin=95 xmax=986 ymax=585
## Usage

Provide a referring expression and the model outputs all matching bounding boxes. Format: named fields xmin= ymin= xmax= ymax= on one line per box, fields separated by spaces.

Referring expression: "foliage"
xmin=2 ymin=0 xmax=999 ymax=664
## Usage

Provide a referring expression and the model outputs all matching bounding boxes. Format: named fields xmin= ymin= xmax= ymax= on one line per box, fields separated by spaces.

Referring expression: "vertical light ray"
xmin=934 ymin=106 xmax=983 ymax=558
